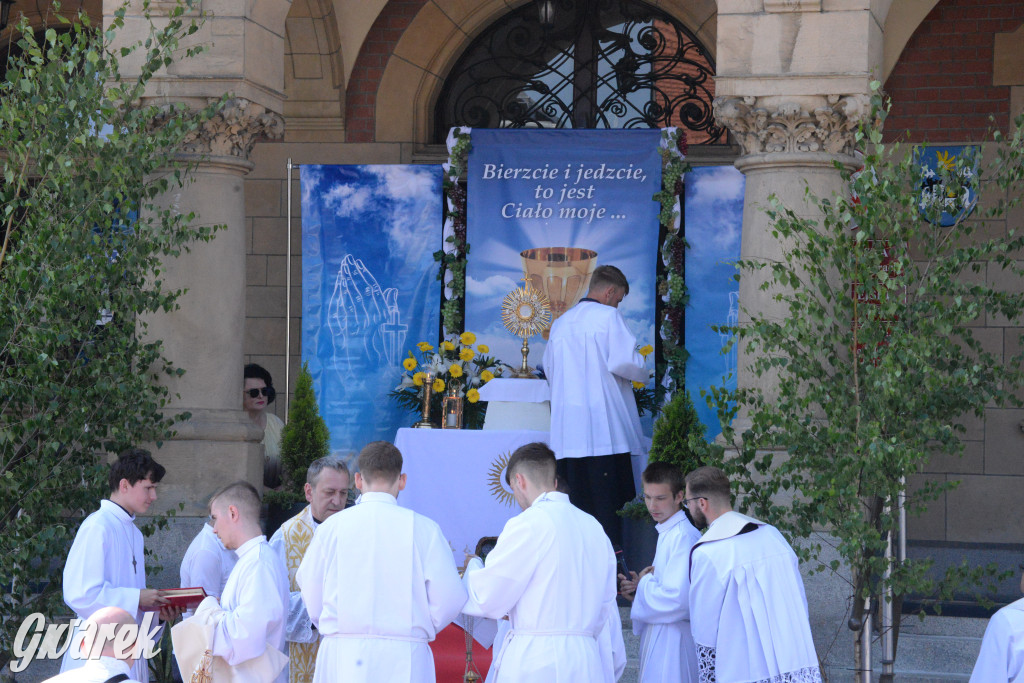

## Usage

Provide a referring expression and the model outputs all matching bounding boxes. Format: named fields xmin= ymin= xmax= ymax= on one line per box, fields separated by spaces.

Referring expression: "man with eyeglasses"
xmin=684 ymin=466 xmax=821 ymax=683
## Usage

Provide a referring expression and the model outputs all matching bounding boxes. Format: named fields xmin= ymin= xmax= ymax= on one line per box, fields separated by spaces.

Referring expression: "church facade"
xmin=6 ymin=0 xmax=1023 ymax=581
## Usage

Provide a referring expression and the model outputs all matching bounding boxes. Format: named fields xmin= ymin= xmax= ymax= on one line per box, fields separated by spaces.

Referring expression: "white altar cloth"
xmin=478 ymin=378 xmax=550 ymax=403
xmin=479 ymin=378 xmax=551 ymax=431
xmin=394 ymin=428 xmax=549 ymax=566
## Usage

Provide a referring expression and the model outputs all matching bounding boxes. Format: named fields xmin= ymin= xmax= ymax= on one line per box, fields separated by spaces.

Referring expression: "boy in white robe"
xmin=44 ymin=607 xmax=144 ymax=683
xmin=296 ymin=441 xmax=467 ymax=683
xmin=619 ymin=462 xmax=701 ymax=682
xmin=61 ymin=448 xmax=176 ymax=682
xmin=969 ymin=571 xmax=1024 ymax=682
xmin=685 ymin=466 xmax=822 ymax=683
xmin=179 ymin=518 xmax=237 ymax=618
xmin=208 ymin=481 xmax=290 ymax=683
xmin=462 ymin=442 xmax=626 ymax=683
xmin=543 ymin=265 xmax=650 ymax=549
xmin=269 ymin=456 xmax=351 ymax=683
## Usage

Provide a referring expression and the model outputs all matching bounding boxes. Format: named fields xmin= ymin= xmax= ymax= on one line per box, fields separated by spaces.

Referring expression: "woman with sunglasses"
xmin=244 ymin=363 xmax=284 ymax=488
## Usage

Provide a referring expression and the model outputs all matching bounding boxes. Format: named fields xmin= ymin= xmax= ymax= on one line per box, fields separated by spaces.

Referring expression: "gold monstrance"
xmin=501 ymin=281 xmax=552 ymax=379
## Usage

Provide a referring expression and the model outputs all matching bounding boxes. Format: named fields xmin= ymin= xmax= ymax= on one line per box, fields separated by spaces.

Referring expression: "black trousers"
xmin=556 ymin=452 xmax=635 ymax=549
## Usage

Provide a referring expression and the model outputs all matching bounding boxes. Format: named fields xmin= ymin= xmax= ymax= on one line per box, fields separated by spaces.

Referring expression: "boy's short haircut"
xmin=684 ymin=465 xmax=732 ymax=504
xmin=108 ymin=448 xmax=166 ymax=494
xmin=357 ymin=441 xmax=403 ymax=484
xmin=307 ymin=456 xmax=351 ymax=486
xmin=210 ymin=481 xmax=262 ymax=520
xmin=505 ymin=442 xmax=557 ymax=488
xmin=642 ymin=461 xmax=685 ymax=497
xmin=588 ymin=265 xmax=630 ymax=295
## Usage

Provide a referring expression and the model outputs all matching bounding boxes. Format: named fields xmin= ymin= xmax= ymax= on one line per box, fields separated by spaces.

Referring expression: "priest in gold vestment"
xmin=269 ymin=456 xmax=352 ymax=683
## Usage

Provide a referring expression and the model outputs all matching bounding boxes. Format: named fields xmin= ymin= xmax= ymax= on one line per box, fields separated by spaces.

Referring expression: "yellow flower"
xmin=417 ymin=342 xmax=434 ymax=352
xmin=440 ymin=340 xmax=455 ymax=352
xmin=449 ymin=364 xmax=464 ymax=378
xmin=632 ymin=381 xmax=646 ymax=390
xmin=477 ymin=344 xmax=490 ymax=354
xmin=403 ymin=357 xmax=418 ymax=371
xmin=459 ymin=347 xmax=475 ymax=362
xmin=466 ymin=388 xmax=480 ymax=403
xmin=480 ymin=370 xmax=494 ymax=383
xmin=638 ymin=344 xmax=654 ymax=358
xmin=413 ymin=372 xmax=426 ymax=387
xmin=432 ymin=378 xmax=445 ymax=393
xmin=460 ymin=331 xmax=476 ymax=345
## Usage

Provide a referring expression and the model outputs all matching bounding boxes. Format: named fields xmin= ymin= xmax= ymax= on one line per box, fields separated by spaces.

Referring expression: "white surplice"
xmin=462 ymin=491 xmax=626 ymax=683
xmin=180 ymin=523 xmax=237 ymax=618
xmin=543 ymin=300 xmax=649 ymax=460
xmin=630 ymin=510 xmax=702 ymax=683
xmin=689 ymin=512 xmax=821 ymax=683
xmin=970 ymin=597 xmax=1024 ymax=682
xmin=269 ymin=509 xmax=319 ymax=646
xmin=213 ymin=535 xmax=290 ymax=683
xmin=61 ymin=500 xmax=152 ymax=682
xmin=44 ymin=656 xmax=139 ymax=683
xmin=295 ymin=491 xmax=467 ymax=683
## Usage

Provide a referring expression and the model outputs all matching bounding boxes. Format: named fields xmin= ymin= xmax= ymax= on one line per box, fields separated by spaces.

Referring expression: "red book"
xmin=142 ymin=587 xmax=208 ymax=611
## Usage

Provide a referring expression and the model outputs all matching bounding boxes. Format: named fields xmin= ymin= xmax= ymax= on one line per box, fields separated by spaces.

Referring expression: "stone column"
xmin=145 ymin=98 xmax=285 ymax=515
xmin=714 ymin=94 xmax=868 ymax=397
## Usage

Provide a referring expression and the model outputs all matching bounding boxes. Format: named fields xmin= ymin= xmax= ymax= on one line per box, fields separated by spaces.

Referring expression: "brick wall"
xmin=884 ymin=0 xmax=1024 ymax=142
xmin=345 ymin=0 xmax=429 ymax=143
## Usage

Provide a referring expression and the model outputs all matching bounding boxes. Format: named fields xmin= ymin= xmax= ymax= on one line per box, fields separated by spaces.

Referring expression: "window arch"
xmin=433 ymin=0 xmax=724 ymax=143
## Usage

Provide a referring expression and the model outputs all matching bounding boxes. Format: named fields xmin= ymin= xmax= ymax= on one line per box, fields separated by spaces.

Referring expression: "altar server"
xmin=542 ymin=264 xmax=649 ymax=548
xmin=208 ymin=481 xmax=290 ymax=683
xmin=969 ymin=570 xmax=1024 ymax=682
xmin=296 ymin=441 xmax=467 ymax=683
xmin=686 ymin=466 xmax=822 ymax=683
xmin=462 ymin=442 xmax=626 ymax=683
xmin=61 ymin=448 xmax=172 ymax=682
xmin=269 ymin=456 xmax=351 ymax=683
xmin=619 ymin=462 xmax=701 ymax=682
xmin=179 ymin=514 xmax=237 ymax=619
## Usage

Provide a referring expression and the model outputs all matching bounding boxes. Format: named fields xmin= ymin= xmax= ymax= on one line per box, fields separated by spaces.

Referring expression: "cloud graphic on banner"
xmin=368 ymin=166 xmax=441 ymax=270
xmin=467 ymin=274 xmax=519 ymax=298
xmin=324 ymin=184 xmax=373 ymax=217
xmin=687 ymin=166 xmax=744 ymax=261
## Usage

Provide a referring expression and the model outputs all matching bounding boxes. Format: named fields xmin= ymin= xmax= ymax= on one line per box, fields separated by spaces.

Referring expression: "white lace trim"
xmin=694 ymin=646 xmax=822 ymax=683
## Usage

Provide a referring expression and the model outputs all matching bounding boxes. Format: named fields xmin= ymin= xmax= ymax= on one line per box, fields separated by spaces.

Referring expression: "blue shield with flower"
xmin=916 ymin=145 xmax=979 ymax=227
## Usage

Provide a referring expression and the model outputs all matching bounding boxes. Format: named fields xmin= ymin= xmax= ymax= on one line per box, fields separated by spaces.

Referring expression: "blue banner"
xmin=683 ymin=166 xmax=744 ymax=439
xmin=464 ymin=129 xmax=663 ymax=378
xmin=301 ymin=165 xmax=442 ymax=462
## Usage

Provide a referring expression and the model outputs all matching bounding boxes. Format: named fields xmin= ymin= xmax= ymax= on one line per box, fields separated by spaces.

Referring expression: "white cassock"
xmin=462 ymin=491 xmax=626 ymax=683
xmin=543 ymin=300 xmax=649 ymax=460
xmin=213 ymin=535 xmax=290 ymax=683
xmin=295 ymin=491 xmax=467 ymax=683
xmin=970 ymin=597 xmax=1024 ymax=682
xmin=61 ymin=500 xmax=153 ymax=682
xmin=43 ymin=656 xmax=139 ymax=683
xmin=689 ymin=512 xmax=822 ymax=683
xmin=630 ymin=510 xmax=702 ymax=683
xmin=180 ymin=523 xmax=237 ymax=618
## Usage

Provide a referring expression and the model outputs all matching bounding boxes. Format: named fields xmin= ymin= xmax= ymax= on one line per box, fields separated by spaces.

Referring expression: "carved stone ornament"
xmin=713 ymin=94 xmax=871 ymax=157
xmin=154 ymin=97 xmax=285 ymax=160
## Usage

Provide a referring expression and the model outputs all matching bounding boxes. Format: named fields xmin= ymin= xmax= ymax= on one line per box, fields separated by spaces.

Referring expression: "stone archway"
xmin=283 ymin=0 xmax=346 ymax=141
xmin=346 ymin=0 xmax=717 ymax=144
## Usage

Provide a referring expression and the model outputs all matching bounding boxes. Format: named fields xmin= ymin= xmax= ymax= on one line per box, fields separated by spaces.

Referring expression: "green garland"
xmin=655 ymin=128 xmax=691 ymax=400
xmin=436 ymin=128 xmax=472 ymax=334
xmin=437 ymin=127 xmax=690 ymax=399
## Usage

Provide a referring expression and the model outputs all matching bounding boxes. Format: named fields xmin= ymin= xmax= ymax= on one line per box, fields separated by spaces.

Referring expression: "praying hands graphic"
xmin=327 ymin=254 xmax=408 ymax=381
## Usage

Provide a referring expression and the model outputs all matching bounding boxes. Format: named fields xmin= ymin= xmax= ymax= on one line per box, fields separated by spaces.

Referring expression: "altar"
xmin=394 ymin=426 xmax=549 ymax=566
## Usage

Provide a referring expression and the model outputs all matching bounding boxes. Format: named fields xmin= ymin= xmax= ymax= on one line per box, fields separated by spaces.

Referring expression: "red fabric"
xmin=429 ymin=623 xmax=493 ymax=682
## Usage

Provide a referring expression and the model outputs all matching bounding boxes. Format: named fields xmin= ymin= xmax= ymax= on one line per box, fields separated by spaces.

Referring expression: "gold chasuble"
xmin=282 ymin=506 xmax=318 ymax=683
